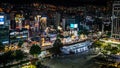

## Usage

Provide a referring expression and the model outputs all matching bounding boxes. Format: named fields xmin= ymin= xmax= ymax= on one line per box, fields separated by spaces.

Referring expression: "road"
xmin=41 ymin=50 xmax=100 ymax=68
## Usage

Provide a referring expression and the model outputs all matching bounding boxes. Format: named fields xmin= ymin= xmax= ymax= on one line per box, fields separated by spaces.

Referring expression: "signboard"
xmin=70 ymin=24 xmax=74 ymax=28
xmin=0 ymin=16 xmax=4 ymax=25
xmin=70 ymin=24 xmax=78 ymax=28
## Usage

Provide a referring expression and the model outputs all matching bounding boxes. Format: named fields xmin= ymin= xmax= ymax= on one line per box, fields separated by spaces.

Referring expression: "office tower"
xmin=0 ymin=14 xmax=9 ymax=44
xmin=111 ymin=0 xmax=120 ymax=38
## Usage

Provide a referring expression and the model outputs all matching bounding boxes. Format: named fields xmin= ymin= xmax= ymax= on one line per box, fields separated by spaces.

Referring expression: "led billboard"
xmin=0 ymin=16 xmax=4 ymax=25
xmin=70 ymin=24 xmax=78 ymax=28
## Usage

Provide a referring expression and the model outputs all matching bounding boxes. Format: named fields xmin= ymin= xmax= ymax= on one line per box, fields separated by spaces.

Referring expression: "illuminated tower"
xmin=111 ymin=0 xmax=120 ymax=38
xmin=15 ymin=14 xmax=24 ymax=30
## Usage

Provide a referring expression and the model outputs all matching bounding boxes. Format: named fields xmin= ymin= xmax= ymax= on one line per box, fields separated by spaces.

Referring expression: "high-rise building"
xmin=55 ymin=12 xmax=61 ymax=27
xmin=111 ymin=0 xmax=120 ymax=38
xmin=0 ymin=13 xmax=9 ymax=44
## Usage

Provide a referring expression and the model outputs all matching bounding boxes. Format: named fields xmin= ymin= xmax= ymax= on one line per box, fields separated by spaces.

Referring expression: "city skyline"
xmin=0 ymin=0 xmax=120 ymax=68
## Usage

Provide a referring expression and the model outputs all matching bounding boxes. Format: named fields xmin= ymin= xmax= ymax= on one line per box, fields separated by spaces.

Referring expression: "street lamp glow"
xmin=37 ymin=15 xmax=41 ymax=18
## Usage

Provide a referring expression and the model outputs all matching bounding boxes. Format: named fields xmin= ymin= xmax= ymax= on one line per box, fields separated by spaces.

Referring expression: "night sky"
xmin=0 ymin=0 xmax=112 ymax=6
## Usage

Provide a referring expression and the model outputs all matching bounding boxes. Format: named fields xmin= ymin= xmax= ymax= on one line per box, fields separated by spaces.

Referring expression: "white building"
xmin=61 ymin=41 xmax=92 ymax=54
xmin=111 ymin=0 xmax=120 ymax=38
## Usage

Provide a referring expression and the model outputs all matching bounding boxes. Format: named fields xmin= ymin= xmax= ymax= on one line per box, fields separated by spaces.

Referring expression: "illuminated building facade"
xmin=111 ymin=0 xmax=120 ymax=38
xmin=0 ymin=13 xmax=9 ymax=44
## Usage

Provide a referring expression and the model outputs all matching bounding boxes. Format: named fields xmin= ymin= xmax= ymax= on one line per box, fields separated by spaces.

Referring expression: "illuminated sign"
xmin=0 ymin=16 xmax=4 ymax=25
xmin=74 ymin=24 xmax=78 ymax=28
xmin=70 ymin=24 xmax=78 ymax=28
xmin=70 ymin=24 xmax=74 ymax=28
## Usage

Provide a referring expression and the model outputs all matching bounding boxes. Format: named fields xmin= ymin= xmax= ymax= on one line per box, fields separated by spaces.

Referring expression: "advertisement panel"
xmin=0 ymin=16 xmax=4 ymax=25
xmin=70 ymin=24 xmax=78 ymax=28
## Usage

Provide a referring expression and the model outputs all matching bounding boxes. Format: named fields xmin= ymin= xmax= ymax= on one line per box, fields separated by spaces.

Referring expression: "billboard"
xmin=0 ymin=16 xmax=4 ymax=25
xmin=70 ymin=24 xmax=78 ymax=28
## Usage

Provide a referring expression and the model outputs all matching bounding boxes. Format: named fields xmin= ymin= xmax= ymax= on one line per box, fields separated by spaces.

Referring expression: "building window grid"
xmin=112 ymin=1 xmax=120 ymax=38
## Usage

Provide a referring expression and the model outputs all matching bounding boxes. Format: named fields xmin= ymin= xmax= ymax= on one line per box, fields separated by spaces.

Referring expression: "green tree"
xmin=92 ymin=41 xmax=102 ymax=48
xmin=14 ymin=50 xmax=25 ymax=61
xmin=1 ymin=51 xmax=13 ymax=66
xmin=18 ymin=40 xmax=24 ymax=47
xmin=106 ymin=32 xmax=111 ymax=37
xmin=0 ymin=50 xmax=26 ymax=66
xmin=110 ymin=47 xmax=119 ymax=54
xmin=57 ymin=33 xmax=64 ymax=39
xmin=0 ymin=42 xmax=4 ymax=51
xmin=49 ymin=39 xmax=63 ymax=55
xmin=30 ymin=44 xmax=41 ymax=58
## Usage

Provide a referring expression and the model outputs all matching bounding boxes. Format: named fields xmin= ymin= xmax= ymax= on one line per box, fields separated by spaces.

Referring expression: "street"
xmin=42 ymin=50 xmax=100 ymax=68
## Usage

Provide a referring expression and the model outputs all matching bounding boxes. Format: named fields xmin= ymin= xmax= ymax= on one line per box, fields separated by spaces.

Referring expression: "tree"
xmin=110 ymin=47 xmax=119 ymax=54
xmin=56 ymin=33 xmax=64 ymax=39
xmin=0 ymin=51 xmax=13 ymax=66
xmin=0 ymin=42 xmax=4 ymax=51
xmin=102 ymin=43 xmax=120 ymax=55
xmin=18 ymin=40 xmax=24 ymax=47
xmin=30 ymin=44 xmax=41 ymax=58
xmin=106 ymin=32 xmax=111 ymax=37
xmin=49 ymin=39 xmax=63 ymax=56
xmin=0 ymin=50 xmax=26 ymax=66
xmin=92 ymin=41 xmax=102 ymax=48
xmin=14 ymin=50 xmax=25 ymax=61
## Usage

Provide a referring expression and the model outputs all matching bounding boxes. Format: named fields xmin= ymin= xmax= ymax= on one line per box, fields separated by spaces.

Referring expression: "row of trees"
xmin=18 ymin=40 xmax=24 ymax=47
xmin=29 ymin=38 xmax=63 ymax=58
xmin=1 ymin=35 xmax=63 ymax=66
xmin=28 ymin=39 xmax=63 ymax=68
xmin=0 ymin=50 xmax=26 ymax=66
xmin=0 ymin=38 xmax=63 ymax=65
